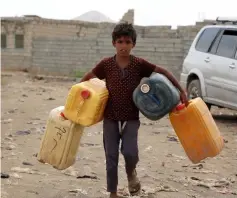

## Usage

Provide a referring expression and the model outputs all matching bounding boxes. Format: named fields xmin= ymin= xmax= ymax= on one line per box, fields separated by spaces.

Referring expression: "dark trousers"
xmin=103 ymin=118 xmax=140 ymax=192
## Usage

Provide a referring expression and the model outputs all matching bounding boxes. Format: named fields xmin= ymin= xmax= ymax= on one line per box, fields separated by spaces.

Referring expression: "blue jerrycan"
xmin=133 ymin=73 xmax=180 ymax=120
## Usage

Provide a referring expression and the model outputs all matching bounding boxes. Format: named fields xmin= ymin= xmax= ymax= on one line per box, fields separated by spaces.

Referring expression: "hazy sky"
xmin=1 ymin=0 xmax=237 ymax=27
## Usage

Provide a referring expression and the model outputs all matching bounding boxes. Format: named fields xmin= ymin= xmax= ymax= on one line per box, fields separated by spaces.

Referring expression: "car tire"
xmin=187 ymin=79 xmax=211 ymax=110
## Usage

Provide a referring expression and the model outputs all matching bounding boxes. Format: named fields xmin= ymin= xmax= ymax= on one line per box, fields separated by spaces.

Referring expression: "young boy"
xmin=80 ymin=22 xmax=188 ymax=198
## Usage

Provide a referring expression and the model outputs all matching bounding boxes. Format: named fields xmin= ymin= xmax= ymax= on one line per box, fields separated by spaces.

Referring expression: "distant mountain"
xmin=73 ymin=10 xmax=115 ymax=23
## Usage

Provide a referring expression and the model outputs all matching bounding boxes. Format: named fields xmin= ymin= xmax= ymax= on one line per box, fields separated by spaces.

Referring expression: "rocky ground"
xmin=1 ymin=71 xmax=237 ymax=198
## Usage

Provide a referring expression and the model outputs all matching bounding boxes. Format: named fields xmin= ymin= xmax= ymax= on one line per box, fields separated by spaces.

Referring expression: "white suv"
xmin=180 ymin=17 xmax=237 ymax=110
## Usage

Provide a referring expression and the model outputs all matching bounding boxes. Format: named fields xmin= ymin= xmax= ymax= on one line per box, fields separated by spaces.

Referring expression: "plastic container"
xmin=63 ymin=78 xmax=109 ymax=126
xmin=133 ymin=73 xmax=180 ymax=120
xmin=169 ymin=97 xmax=224 ymax=164
xmin=37 ymin=106 xmax=84 ymax=170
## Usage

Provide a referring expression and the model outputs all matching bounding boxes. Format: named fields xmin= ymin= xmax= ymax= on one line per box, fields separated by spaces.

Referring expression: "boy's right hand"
xmin=180 ymin=91 xmax=189 ymax=106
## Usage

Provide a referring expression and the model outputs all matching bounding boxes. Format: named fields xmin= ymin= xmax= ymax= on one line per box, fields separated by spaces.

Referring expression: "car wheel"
xmin=187 ymin=79 xmax=211 ymax=110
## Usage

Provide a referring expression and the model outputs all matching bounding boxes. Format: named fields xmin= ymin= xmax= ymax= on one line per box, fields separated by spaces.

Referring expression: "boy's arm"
xmin=80 ymin=71 xmax=96 ymax=82
xmin=80 ymin=59 xmax=105 ymax=83
xmin=141 ymin=59 xmax=188 ymax=105
xmin=154 ymin=66 xmax=185 ymax=94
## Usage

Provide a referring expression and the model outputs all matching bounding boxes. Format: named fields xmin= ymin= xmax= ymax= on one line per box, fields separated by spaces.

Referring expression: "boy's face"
xmin=113 ymin=36 xmax=134 ymax=57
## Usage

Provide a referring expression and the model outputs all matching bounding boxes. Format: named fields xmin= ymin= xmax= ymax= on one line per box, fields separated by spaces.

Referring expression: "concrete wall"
xmin=1 ymin=19 xmax=34 ymax=70
xmin=1 ymin=12 xmax=215 ymax=79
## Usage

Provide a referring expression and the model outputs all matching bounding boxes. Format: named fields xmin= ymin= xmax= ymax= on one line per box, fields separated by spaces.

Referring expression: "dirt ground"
xmin=1 ymin=71 xmax=237 ymax=198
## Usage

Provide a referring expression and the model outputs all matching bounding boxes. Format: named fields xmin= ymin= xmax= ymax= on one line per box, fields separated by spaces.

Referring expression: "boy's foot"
xmin=109 ymin=192 xmax=118 ymax=198
xmin=127 ymin=169 xmax=141 ymax=196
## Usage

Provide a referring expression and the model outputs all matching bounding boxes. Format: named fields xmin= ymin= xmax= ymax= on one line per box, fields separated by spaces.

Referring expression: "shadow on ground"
xmin=213 ymin=114 xmax=237 ymax=124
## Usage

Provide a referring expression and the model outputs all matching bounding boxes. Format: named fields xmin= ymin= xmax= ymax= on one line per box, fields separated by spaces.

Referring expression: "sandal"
xmin=128 ymin=169 xmax=141 ymax=196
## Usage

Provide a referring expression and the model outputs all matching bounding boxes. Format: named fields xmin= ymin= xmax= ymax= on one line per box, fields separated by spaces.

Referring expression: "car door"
xmin=191 ymin=27 xmax=221 ymax=97
xmin=207 ymin=28 xmax=237 ymax=107
xmin=228 ymin=47 xmax=237 ymax=108
xmin=194 ymin=27 xmax=227 ymax=101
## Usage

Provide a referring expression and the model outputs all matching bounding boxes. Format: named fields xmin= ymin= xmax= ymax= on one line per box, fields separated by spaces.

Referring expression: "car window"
xmin=195 ymin=28 xmax=220 ymax=53
xmin=216 ymin=30 xmax=237 ymax=58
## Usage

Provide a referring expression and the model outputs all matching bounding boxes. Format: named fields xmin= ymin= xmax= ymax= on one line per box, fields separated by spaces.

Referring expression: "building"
xmin=1 ymin=9 xmax=214 ymax=78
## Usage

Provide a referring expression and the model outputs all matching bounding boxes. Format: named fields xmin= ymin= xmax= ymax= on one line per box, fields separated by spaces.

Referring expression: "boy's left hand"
xmin=180 ymin=91 xmax=189 ymax=106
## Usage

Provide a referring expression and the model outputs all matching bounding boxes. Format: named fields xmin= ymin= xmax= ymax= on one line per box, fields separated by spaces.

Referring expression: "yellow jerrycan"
xmin=38 ymin=106 xmax=84 ymax=170
xmin=63 ymin=78 xmax=109 ymax=126
xmin=169 ymin=97 xmax=224 ymax=164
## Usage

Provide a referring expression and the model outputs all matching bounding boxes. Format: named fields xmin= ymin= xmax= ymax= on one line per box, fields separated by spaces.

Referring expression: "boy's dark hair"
xmin=112 ymin=22 xmax=137 ymax=45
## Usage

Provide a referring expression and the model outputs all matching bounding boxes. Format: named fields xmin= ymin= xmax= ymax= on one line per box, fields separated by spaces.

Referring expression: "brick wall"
xmin=1 ymin=19 xmax=34 ymax=70
xmin=1 ymin=13 xmax=214 ymax=79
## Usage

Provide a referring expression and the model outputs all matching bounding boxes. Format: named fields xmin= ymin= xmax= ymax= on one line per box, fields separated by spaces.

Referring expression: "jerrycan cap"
xmin=141 ymin=84 xmax=150 ymax=93
xmin=176 ymin=103 xmax=186 ymax=111
xmin=81 ymin=90 xmax=90 ymax=99
xmin=60 ymin=112 xmax=67 ymax=119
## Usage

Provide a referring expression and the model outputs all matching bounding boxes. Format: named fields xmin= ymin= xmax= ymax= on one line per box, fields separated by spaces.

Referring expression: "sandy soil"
xmin=1 ymin=71 xmax=237 ymax=198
